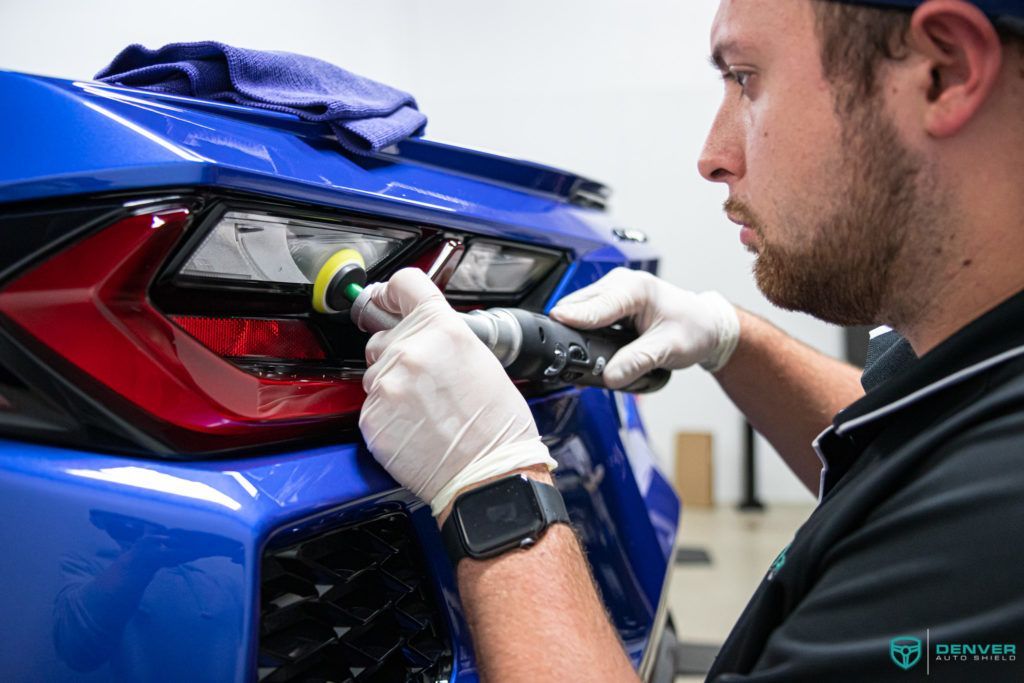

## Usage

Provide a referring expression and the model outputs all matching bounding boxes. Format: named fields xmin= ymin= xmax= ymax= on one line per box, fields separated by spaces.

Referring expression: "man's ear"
xmin=907 ymin=0 xmax=1003 ymax=137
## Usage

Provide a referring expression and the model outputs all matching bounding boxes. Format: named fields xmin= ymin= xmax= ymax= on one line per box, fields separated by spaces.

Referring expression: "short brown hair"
xmin=813 ymin=0 xmax=1024 ymax=113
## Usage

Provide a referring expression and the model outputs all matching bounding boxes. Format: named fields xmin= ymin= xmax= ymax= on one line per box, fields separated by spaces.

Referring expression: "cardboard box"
xmin=675 ymin=431 xmax=714 ymax=507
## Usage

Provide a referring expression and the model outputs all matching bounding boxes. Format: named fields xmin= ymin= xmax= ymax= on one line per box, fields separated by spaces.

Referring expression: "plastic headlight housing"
xmin=446 ymin=241 xmax=560 ymax=295
xmin=0 ymin=193 xmax=568 ymax=456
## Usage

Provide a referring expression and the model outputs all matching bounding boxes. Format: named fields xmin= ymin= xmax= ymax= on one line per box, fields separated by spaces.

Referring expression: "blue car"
xmin=0 ymin=70 xmax=680 ymax=682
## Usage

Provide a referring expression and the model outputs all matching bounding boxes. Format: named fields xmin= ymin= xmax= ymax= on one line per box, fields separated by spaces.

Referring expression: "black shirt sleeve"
xmin=712 ymin=414 xmax=1024 ymax=682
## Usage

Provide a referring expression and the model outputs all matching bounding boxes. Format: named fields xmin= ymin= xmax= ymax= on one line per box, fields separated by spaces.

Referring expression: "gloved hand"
xmin=549 ymin=267 xmax=740 ymax=388
xmin=359 ymin=268 xmax=557 ymax=517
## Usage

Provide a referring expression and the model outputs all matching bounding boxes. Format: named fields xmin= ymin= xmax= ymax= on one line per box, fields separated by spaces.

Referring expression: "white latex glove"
xmin=359 ymin=268 xmax=557 ymax=517
xmin=549 ymin=268 xmax=740 ymax=388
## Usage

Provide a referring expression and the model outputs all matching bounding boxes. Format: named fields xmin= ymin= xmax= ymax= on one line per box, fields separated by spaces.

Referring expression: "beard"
xmin=730 ymin=101 xmax=940 ymax=327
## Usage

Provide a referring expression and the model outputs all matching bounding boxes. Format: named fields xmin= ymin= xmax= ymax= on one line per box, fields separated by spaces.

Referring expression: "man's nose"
xmin=698 ymin=106 xmax=745 ymax=185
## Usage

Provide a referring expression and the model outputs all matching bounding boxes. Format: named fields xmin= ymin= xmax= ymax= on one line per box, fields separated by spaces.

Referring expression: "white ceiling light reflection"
xmin=78 ymin=100 xmax=208 ymax=163
xmin=225 ymin=471 xmax=259 ymax=498
xmin=66 ymin=466 xmax=242 ymax=511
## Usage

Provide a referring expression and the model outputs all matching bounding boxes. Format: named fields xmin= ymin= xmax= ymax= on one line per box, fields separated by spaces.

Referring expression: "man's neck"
xmin=889 ymin=226 xmax=1024 ymax=356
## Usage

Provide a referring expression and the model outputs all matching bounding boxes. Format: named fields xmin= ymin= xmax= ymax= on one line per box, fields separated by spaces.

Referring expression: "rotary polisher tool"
xmin=306 ymin=249 xmax=670 ymax=394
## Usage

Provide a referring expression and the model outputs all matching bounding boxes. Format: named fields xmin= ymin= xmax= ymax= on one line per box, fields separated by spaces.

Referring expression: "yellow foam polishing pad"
xmin=312 ymin=249 xmax=365 ymax=314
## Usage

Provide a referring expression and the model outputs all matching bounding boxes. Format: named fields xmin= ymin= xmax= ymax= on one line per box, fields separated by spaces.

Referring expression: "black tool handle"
xmin=500 ymin=309 xmax=670 ymax=394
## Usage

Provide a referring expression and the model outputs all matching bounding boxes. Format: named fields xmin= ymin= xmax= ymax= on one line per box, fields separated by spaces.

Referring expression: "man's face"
xmin=700 ymin=0 xmax=935 ymax=326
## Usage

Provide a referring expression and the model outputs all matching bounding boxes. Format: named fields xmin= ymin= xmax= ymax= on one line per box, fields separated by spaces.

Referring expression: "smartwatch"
xmin=440 ymin=473 xmax=570 ymax=564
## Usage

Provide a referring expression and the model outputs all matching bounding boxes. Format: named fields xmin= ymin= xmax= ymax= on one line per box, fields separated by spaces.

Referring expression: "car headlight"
xmin=446 ymin=241 xmax=561 ymax=295
xmin=180 ymin=210 xmax=416 ymax=285
xmin=0 ymin=195 xmax=569 ymax=454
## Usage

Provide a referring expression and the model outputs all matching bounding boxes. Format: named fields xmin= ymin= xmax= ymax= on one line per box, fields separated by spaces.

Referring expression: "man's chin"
xmin=754 ymin=280 xmax=879 ymax=327
xmin=752 ymin=251 xmax=872 ymax=325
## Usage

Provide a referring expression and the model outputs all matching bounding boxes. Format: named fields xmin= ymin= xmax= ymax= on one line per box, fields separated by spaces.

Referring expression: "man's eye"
xmin=720 ymin=69 xmax=754 ymax=96
xmin=730 ymin=70 xmax=752 ymax=90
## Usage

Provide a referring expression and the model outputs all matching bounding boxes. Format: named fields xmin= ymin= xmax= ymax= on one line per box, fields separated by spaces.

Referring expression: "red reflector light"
xmin=171 ymin=316 xmax=326 ymax=361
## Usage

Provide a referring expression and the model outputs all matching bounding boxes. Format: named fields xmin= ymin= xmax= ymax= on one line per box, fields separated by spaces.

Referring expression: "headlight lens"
xmin=446 ymin=241 xmax=560 ymax=294
xmin=180 ymin=211 xmax=416 ymax=285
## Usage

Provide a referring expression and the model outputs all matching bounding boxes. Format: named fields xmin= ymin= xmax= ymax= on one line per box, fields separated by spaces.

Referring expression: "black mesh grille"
xmin=259 ymin=512 xmax=451 ymax=683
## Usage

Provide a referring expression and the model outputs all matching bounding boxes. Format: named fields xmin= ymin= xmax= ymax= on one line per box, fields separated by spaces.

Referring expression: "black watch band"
xmin=441 ymin=474 xmax=569 ymax=565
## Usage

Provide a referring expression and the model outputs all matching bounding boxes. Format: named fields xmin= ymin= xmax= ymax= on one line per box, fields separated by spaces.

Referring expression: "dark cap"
xmin=834 ymin=1 xmax=1023 ymax=21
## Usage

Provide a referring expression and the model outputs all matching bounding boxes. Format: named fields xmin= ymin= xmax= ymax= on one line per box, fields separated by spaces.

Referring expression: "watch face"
xmin=456 ymin=476 xmax=544 ymax=556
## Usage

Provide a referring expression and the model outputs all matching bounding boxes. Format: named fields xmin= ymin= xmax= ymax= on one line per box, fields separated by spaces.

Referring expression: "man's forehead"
xmin=710 ymin=0 xmax=814 ymax=59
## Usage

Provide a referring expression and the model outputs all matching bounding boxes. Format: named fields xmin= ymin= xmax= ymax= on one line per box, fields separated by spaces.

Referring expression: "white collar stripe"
xmin=836 ymin=343 xmax=1024 ymax=436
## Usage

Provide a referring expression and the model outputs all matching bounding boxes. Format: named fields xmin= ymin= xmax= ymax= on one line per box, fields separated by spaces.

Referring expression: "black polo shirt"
xmin=707 ymin=290 xmax=1024 ymax=682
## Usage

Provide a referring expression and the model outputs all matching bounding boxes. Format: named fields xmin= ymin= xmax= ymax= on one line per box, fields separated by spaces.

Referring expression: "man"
xmin=358 ymin=0 xmax=1024 ymax=680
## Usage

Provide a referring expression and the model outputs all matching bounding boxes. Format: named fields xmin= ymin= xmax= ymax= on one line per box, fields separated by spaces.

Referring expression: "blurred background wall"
xmin=0 ymin=0 xmax=841 ymax=503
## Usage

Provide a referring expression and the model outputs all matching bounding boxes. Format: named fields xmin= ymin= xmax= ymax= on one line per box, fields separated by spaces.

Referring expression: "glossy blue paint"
xmin=0 ymin=72 xmax=658 ymax=263
xmin=0 ymin=389 xmax=677 ymax=681
xmin=0 ymin=68 xmax=679 ymax=681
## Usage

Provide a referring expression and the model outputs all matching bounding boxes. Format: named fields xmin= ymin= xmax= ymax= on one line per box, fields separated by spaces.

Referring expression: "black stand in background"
xmin=738 ymin=420 xmax=765 ymax=512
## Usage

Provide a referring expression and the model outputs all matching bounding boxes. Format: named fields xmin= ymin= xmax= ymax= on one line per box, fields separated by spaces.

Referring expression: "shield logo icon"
xmin=890 ymin=636 xmax=922 ymax=670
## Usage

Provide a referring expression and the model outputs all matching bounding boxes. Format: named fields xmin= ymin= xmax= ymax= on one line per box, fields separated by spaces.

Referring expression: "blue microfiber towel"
xmin=95 ymin=41 xmax=426 ymax=154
